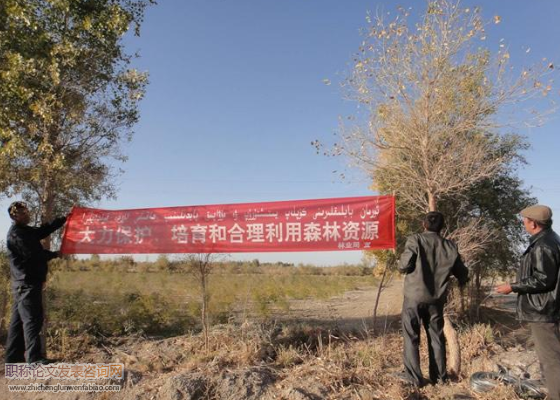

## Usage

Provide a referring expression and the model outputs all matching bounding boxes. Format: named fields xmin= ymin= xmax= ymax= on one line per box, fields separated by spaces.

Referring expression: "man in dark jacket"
xmin=398 ymin=211 xmax=469 ymax=387
xmin=495 ymin=204 xmax=560 ymax=400
xmin=5 ymin=201 xmax=67 ymax=364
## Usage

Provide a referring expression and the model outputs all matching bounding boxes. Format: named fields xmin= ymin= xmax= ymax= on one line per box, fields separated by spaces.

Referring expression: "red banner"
xmin=60 ymin=196 xmax=395 ymax=254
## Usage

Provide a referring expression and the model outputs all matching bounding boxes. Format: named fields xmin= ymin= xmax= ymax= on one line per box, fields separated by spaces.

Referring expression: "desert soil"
xmin=273 ymin=274 xmax=404 ymax=331
xmin=1 ymin=278 xmax=544 ymax=400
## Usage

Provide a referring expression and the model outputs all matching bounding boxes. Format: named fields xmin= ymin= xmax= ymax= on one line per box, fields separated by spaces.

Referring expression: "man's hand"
xmin=495 ymin=283 xmax=513 ymax=295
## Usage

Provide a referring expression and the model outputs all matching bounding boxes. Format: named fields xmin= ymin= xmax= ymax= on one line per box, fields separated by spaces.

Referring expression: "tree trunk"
xmin=444 ymin=315 xmax=461 ymax=377
xmin=39 ymin=186 xmax=55 ymax=357
xmin=201 ymin=269 xmax=209 ymax=352
xmin=428 ymin=192 xmax=437 ymax=212
xmin=472 ymin=267 xmax=483 ymax=319
xmin=40 ymin=186 xmax=55 ymax=249
xmin=372 ymin=259 xmax=391 ymax=334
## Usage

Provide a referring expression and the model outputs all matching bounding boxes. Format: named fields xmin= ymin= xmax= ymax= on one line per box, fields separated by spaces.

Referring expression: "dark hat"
xmin=520 ymin=204 xmax=552 ymax=223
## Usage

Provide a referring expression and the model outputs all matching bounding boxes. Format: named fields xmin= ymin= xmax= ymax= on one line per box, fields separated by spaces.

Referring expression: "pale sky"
xmin=2 ymin=0 xmax=559 ymax=266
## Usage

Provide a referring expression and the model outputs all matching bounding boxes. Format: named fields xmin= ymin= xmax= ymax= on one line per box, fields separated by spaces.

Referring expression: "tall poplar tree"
xmin=0 ymin=0 xmax=153 ymax=247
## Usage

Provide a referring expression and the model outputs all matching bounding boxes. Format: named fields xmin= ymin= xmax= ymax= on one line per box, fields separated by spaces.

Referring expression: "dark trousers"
xmin=402 ymin=298 xmax=447 ymax=385
xmin=5 ymin=284 xmax=44 ymax=363
xmin=529 ymin=322 xmax=560 ymax=400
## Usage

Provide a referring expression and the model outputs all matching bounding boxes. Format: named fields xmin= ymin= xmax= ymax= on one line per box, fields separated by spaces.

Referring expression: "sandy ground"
xmin=2 ymin=278 xmax=539 ymax=400
xmin=274 ymin=274 xmax=404 ymax=332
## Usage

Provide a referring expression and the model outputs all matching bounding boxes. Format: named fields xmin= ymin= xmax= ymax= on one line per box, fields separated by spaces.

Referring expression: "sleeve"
xmin=511 ymin=246 xmax=559 ymax=294
xmin=43 ymin=250 xmax=59 ymax=261
xmin=452 ymin=255 xmax=469 ymax=287
xmin=36 ymin=216 xmax=67 ymax=240
xmin=398 ymin=235 xmax=418 ymax=274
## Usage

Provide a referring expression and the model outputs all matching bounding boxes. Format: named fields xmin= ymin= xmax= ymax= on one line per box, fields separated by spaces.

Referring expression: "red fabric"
xmin=60 ymin=196 xmax=395 ymax=254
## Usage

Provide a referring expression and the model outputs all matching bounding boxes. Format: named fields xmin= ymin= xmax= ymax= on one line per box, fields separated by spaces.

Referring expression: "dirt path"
xmin=276 ymin=275 xmax=404 ymax=331
xmin=2 ymin=280 xmax=542 ymax=400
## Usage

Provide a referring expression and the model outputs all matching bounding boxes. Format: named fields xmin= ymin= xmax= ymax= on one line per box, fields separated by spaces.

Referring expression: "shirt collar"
xmin=529 ymin=228 xmax=551 ymax=245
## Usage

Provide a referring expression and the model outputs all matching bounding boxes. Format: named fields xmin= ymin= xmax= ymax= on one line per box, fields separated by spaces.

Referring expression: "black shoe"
xmin=393 ymin=371 xmax=428 ymax=388
xmin=431 ymin=376 xmax=447 ymax=385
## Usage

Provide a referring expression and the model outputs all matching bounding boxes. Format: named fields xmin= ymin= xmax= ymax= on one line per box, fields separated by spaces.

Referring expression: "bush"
xmin=48 ymin=287 xmax=197 ymax=338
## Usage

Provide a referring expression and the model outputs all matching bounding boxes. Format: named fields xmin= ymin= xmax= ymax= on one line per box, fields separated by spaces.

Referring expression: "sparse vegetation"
xmin=37 ymin=318 xmax=526 ymax=400
xmin=41 ymin=257 xmax=376 ymax=350
xmin=0 ymin=253 xmax=540 ymax=399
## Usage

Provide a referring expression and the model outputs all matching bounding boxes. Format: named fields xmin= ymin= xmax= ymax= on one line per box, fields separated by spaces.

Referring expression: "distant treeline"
xmin=50 ymin=255 xmax=374 ymax=276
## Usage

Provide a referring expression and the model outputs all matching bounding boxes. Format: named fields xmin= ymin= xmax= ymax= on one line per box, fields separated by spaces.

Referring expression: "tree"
xmin=364 ymin=250 xmax=396 ymax=335
xmin=333 ymin=0 xmax=554 ymax=296
xmin=0 ymin=0 xmax=152 ymax=248
xmin=321 ymin=0 xmax=555 ymax=376
xmin=337 ymin=0 xmax=552 ymax=209
xmin=440 ymin=172 xmax=535 ymax=315
xmin=186 ymin=253 xmax=222 ymax=352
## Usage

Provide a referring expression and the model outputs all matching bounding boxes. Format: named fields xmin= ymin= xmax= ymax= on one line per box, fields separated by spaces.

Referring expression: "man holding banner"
xmin=398 ymin=211 xmax=469 ymax=387
xmin=5 ymin=201 xmax=67 ymax=364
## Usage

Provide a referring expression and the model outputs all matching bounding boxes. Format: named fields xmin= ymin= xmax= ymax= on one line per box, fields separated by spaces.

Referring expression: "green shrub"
xmin=48 ymin=287 xmax=196 ymax=338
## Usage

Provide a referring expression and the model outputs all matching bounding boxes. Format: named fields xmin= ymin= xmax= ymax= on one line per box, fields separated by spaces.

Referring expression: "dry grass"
xmin=50 ymin=270 xmax=375 ymax=324
xmin=1 ymin=257 xmax=535 ymax=399
xmin=0 ymin=314 xmax=535 ymax=399
xmin=39 ymin=320 xmax=530 ymax=400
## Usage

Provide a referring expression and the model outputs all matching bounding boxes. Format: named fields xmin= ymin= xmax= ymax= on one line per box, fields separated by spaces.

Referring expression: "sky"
xmin=2 ymin=0 xmax=560 ymax=266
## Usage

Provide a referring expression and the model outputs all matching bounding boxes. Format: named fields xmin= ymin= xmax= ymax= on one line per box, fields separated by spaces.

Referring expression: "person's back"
xmin=397 ymin=211 xmax=468 ymax=387
xmin=399 ymin=231 xmax=467 ymax=304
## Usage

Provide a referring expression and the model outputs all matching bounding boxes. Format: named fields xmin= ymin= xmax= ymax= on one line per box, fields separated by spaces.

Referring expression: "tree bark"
xmin=200 ymin=265 xmax=209 ymax=352
xmin=40 ymin=184 xmax=56 ymax=249
xmin=372 ymin=261 xmax=390 ymax=335
xmin=39 ymin=185 xmax=55 ymax=357
xmin=444 ymin=315 xmax=461 ymax=377
xmin=428 ymin=192 xmax=437 ymax=212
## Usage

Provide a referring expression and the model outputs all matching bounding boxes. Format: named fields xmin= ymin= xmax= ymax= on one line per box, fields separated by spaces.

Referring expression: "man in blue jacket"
xmin=496 ymin=204 xmax=560 ymax=400
xmin=4 ymin=201 xmax=67 ymax=364
xmin=398 ymin=211 xmax=469 ymax=387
